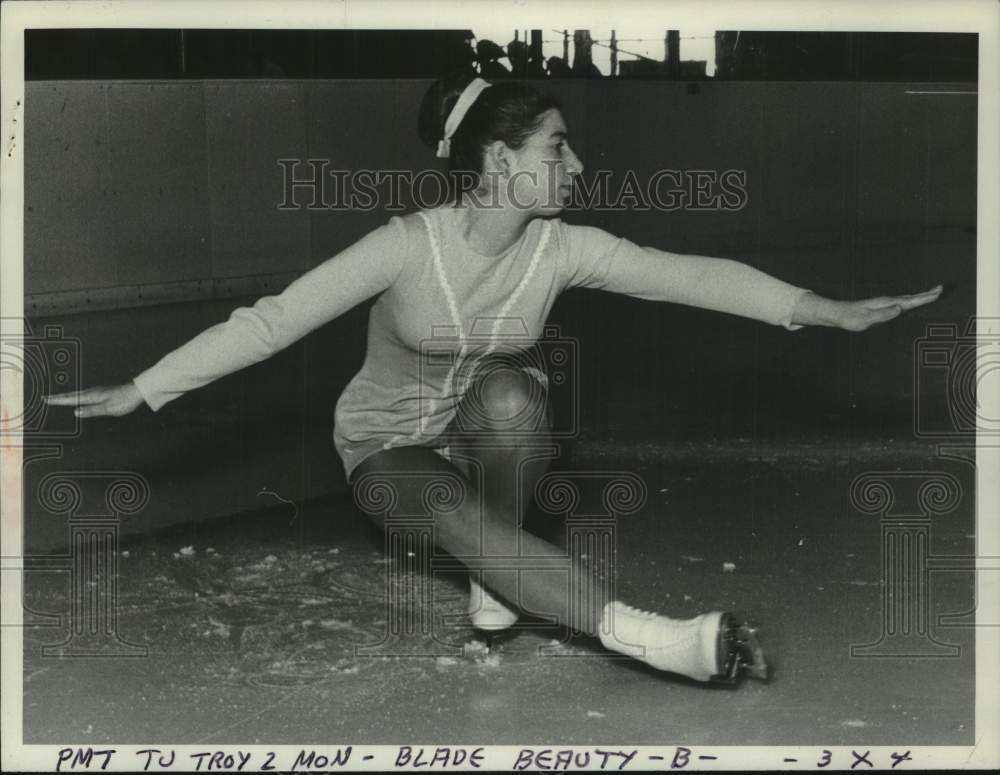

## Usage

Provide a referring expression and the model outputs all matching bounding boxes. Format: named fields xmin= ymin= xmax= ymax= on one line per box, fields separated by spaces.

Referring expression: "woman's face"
xmin=504 ymin=108 xmax=584 ymax=214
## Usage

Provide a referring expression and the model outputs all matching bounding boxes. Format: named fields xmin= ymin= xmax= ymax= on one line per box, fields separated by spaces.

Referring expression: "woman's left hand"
xmin=793 ymin=285 xmax=943 ymax=331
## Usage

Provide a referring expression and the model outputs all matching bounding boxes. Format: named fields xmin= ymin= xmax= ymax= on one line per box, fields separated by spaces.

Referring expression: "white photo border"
xmin=2 ymin=0 xmax=997 ymax=770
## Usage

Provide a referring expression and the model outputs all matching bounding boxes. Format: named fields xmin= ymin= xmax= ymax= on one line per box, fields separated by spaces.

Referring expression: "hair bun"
xmin=417 ymin=75 xmax=559 ymax=182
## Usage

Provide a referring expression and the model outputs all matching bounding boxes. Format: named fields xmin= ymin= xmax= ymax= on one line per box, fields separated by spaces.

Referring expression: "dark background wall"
xmin=24 ymin=78 xmax=975 ymax=304
xmin=22 ymin=78 xmax=977 ymax=550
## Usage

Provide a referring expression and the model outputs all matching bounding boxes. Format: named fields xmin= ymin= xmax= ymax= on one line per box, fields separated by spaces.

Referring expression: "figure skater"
xmin=46 ymin=75 xmax=941 ymax=684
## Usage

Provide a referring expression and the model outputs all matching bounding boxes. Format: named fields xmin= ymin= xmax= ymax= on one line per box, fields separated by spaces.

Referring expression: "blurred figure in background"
xmin=545 ymin=55 xmax=572 ymax=77
xmin=476 ymin=39 xmax=510 ymax=78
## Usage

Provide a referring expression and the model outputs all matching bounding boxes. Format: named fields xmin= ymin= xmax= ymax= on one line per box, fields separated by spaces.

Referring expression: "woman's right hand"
xmin=44 ymin=382 xmax=146 ymax=418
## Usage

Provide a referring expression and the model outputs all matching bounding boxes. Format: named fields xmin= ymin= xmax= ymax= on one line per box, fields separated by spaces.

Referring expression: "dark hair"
xmin=418 ymin=73 xmax=561 ymax=185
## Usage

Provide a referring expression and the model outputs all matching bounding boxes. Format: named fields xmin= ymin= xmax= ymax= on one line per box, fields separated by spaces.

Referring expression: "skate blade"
xmin=469 ymin=628 xmax=518 ymax=655
xmin=714 ymin=618 xmax=769 ymax=686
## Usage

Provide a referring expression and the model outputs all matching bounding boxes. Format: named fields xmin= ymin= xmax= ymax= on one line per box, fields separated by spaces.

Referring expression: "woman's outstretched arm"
xmin=789 ymin=286 xmax=942 ymax=331
xmin=45 ymin=216 xmax=409 ymax=418
xmin=557 ymin=222 xmax=941 ymax=330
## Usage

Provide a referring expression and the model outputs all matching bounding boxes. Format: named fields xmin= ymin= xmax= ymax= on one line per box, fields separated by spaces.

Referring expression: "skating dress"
xmin=133 ymin=202 xmax=809 ymax=479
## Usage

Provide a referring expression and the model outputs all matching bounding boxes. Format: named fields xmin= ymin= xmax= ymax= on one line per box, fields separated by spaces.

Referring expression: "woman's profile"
xmin=45 ymin=74 xmax=942 ymax=685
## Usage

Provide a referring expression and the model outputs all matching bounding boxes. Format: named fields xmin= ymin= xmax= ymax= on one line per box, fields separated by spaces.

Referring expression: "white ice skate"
xmin=599 ymin=601 xmax=768 ymax=684
xmin=468 ymin=576 xmax=518 ymax=631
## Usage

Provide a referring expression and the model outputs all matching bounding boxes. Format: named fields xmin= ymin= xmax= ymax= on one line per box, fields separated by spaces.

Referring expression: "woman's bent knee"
xmin=461 ymin=363 xmax=548 ymax=432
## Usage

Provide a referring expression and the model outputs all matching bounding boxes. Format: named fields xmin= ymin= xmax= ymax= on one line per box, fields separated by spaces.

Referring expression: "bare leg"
xmin=353 ymin=445 xmax=597 ymax=633
xmin=450 ymin=361 xmax=556 ymax=521
xmin=447 ymin=361 xmax=559 ymax=618
xmin=349 ymin=360 xmax=768 ymax=682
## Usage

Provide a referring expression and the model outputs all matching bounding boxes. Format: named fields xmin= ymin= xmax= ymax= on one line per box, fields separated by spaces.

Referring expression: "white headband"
xmin=436 ymin=78 xmax=492 ymax=159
